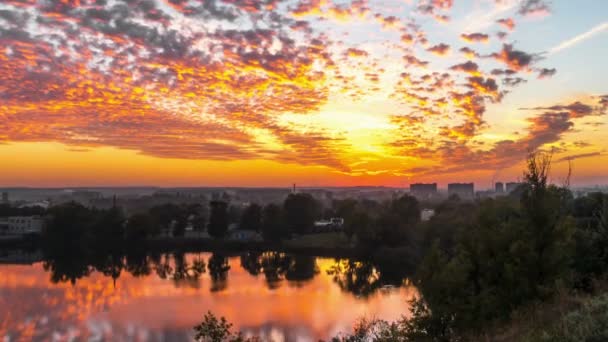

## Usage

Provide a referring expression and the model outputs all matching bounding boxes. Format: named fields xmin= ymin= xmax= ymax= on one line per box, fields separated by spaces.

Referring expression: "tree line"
xmin=192 ymin=152 xmax=608 ymax=341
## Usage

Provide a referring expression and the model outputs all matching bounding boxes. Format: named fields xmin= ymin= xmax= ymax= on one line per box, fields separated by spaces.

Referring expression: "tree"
xmin=208 ymin=201 xmax=229 ymax=238
xmin=283 ymin=193 xmax=321 ymax=234
xmin=191 ymin=214 xmax=207 ymax=232
xmin=239 ymin=203 xmax=262 ymax=231
xmin=90 ymin=206 xmax=126 ymax=243
xmin=261 ymin=204 xmax=286 ymax=241
xmin=520 ymin=152 xmax=575 ymax=295
xmin=125 ymin=213 xmax=159 ymax=241
xmin=149 ymin=203 xmax=186 ymax=233
xmin=193 ymin=312 xmax=258 ymax=342
xmin=45 ymin=202 xmax=92 ymax=245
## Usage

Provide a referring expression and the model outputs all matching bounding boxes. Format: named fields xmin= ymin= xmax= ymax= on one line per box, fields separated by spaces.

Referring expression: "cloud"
xmin=490 ymin=44 xmax=539 ymax=71
xmin=555 ymin=152 xmax=603 ymax=163
xmin=398 ymin=96 xmax=606 ymax=177
xmin=548 ymin=22 xmax=608 ymax=55
xmin=518 ymin=0 xmax=551 ymax=17
xmin=450 ymin=61 xmax=480 ymax=75
xmin=459 ymin=47 xmax=479 ymax=59
xmin=497 ymin=18 xmax=515 ymax=30
xmin=426 ymin=43 xmax=450 ymax=56
xmin=537 ymin=67 xmax=557 ymax=79
xmin=460 ymin=32 xmax=489 ymax=43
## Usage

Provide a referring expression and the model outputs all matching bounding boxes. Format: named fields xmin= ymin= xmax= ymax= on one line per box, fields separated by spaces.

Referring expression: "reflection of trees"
xmin=94 ymin=252 xmax=124 ymax=286
xmin=172 ymin=252 xmax=206 ymax=288
xmin=327 ymin=260 xmax=383 ymax=298
xmin=125 ymin=250 xmax=152 ymax=277
xmin=42 ymin=245 xmax=92 ymax=285
xmin=154 ymin=253 xmax=174 ymax=279
xmin=261 ymin=252 xmax=291 ymax=289
xmin=208 ymin=253 xmax=230 ymax=292
xmin=285 ymin=255 xmax=318 ymax=285
xmin=240 ymin=252 xmax=263 ymax=276
xmin=243 ymin=252 xmax=318 ymax=289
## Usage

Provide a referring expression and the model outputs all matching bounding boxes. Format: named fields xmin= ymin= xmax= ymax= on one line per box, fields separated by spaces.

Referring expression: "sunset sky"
xmin=1 ymin=0 xmax=606 ymax=188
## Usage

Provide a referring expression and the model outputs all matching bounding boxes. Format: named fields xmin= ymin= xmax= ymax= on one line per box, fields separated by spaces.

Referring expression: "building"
xmin=421 ymin=209 xmax=435 ymax=222
xmin=410 ymin=183 xmax=438 ymax=200
xmin=0 ymin=216 xmax=44 ymax=235
xmin=448 ymin=183 xmax=474 ymax=199
xmin=313 ymin=217 xmax=344 ymax=232
xmin=1 ymin=192 xmax=8 ymax=203
xmin=495 ymin=182 xmax=504 ymax=194
xmin=506 ymin=182 xmax=524 ymax=193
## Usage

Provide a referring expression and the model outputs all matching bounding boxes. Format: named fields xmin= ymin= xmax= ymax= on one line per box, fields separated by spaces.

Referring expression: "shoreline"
xmin=0 ymin=235 xmax=417 ymax=268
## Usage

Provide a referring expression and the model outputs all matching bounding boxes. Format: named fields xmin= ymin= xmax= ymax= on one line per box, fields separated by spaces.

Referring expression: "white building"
xmin=421 ymin=209 xmax=435 ymax=222
xmin=3 ymin=216 xmax=44 ymax=235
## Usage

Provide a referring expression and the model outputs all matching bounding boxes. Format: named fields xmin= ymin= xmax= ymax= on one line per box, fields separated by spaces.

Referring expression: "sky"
xmin=0 ymin=0 xmax=607 ymax=188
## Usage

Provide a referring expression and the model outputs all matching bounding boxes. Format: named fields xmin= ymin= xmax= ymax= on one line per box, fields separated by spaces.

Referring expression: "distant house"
xmin=0 ymin=216 xmax=44 ymax=236
xmin=421 ymin=209 xmax=435 ymax=222
xmin=313 ymin=217 xmax=344 ymax=232
xmin=228 ymin=230 xmax=262 ymax=241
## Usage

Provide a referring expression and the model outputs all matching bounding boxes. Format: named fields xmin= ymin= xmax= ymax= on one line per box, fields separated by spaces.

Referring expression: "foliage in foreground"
xmin=523 ymin=293 xmax=608 ymax=342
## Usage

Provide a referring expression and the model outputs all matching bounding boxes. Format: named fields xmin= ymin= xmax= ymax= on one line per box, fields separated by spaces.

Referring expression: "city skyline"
xmin=1 ymin=0 xmax=607 ymax=187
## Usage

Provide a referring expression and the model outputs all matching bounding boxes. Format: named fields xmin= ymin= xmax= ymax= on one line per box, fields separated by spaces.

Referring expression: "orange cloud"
xmin=427 ymin=43 xmax=451 ymax=56
xmin=460 ymin=32 xmax=490 ymax=43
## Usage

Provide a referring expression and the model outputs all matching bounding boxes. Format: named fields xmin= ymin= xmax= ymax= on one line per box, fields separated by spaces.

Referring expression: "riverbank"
xmin=0 ymin=232 xmax=417 ymax=267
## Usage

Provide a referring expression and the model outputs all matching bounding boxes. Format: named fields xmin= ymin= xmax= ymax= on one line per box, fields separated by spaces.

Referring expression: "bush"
xmin=528 ymin=294 xmax=608 ymax=342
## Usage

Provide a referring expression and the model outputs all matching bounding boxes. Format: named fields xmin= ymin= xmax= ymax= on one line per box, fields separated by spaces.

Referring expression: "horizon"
xmin=1 ymin=0 xmax=607 ymax=187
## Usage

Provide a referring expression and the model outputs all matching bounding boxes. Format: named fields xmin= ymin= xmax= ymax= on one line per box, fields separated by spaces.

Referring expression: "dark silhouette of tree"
xmin=89 ymin=206 xmax=126 ymax=242
xmin=193 ymin=312 xmax=256 ymax=342
xmin=45 ymin=202 xmax=92 ymax=244
xmin=125 ymin=213 xmax=159 ymax=241
xmin=333 ymin=199 xmax=359 ymax=240
xmin=191 ymin=214 xmax=206 ymax=232
xmin=208 ymin=201 xmax=229 ymax=238
xmin=283 ymin=193 xmax=321 ymax=234
xmin=239 ymin=203 xmax=262 ymax=231
xmin=261 ymin=204 xmax=286 ymax=241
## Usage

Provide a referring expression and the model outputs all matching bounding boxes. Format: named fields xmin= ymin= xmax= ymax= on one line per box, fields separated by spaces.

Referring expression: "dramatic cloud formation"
xmin=0 ymin=0 xmax=606 ymax=186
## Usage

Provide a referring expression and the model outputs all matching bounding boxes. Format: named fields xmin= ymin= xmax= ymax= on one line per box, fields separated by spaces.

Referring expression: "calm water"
xmin=0 ymin=251 xmax=417 ymax=341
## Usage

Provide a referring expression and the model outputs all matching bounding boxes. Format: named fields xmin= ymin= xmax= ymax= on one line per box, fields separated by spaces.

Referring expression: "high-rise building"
xmin=495 ymin=182 xmax=504 ymax=194
xmin=410 ymin=183 xmax=438 ymax=200
xmin=1 ymin=192 xmax=8 ymax=203
xmin=448 ymin=183 xmax=474 ymax=199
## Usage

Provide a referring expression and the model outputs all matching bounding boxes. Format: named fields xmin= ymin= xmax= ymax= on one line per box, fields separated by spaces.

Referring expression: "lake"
xmin=0 ymin=251 xmax=417 ymax=341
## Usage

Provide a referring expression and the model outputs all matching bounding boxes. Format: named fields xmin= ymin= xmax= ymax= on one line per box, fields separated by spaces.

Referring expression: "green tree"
xmin=208 ymin=201 xmax=229 ymax=238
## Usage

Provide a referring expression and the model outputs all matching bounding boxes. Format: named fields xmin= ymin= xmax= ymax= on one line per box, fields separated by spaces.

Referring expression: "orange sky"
xmin=0 ymin=0 xmax=606 ymax=188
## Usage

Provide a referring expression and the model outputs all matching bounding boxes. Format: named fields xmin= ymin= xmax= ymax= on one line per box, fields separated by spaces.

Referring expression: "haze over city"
xmin=0 ymin=0 xmax=606 ymax=188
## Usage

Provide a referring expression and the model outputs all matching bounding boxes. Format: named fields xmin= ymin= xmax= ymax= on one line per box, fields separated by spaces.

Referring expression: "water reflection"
xmin=0 ymin=249 xmax=417 ymax=341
